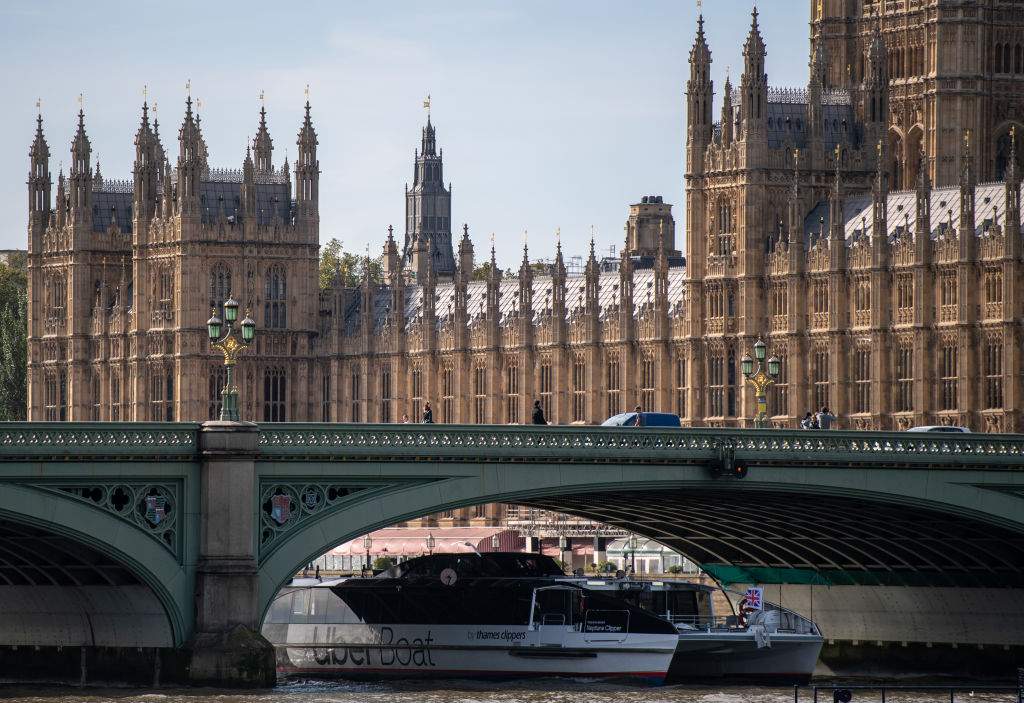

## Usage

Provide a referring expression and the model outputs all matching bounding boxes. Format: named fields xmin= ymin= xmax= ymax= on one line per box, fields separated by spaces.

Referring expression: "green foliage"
xmin=594 ymin=561 xmax=616 ymax=574
xmin=472 ymin=261 xmax=493 ymax=281
xmin=0 ymin=260 xmax=28 ymax=421
xmin=666 ymin=564 xmax=683 ymax=574
xmin=372 ymin=556 xmax=394 ymax=571
xmin=319 ymin=238 xmax=385 ymax=291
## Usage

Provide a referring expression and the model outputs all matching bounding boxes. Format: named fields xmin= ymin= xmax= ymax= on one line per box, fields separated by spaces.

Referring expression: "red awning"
xmin=328 ymin=527 xmax=524 ymax=557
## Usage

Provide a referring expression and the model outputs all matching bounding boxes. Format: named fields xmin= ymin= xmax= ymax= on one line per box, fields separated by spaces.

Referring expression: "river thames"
xmin=0 ymin=679 xmax=1019 ymax=703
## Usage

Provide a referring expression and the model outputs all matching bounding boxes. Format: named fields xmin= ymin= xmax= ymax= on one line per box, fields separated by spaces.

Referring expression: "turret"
xmin=28 ymin=112 xmax=51 ymax=253
xmin=720 ymin=75 xmax=734 ymax=148
xmin=552 ymin=233 xmax=566 ymax=323
xmin=829 ymin=147 xmax=845 ymax=268
xmin=914 ymin=146 xmax=932 ymax=260
xmin=959 ymin=131 xmax=976 ymax=249
xmin=383 ymin=225 xmax=402 ymax=284
xmin=69 ymin=109 xmax=94 ymax=232
xmin=458 ymin=224 xmax=473 ymax=275
xmin=808 ymin=42 xmax=827 ymax=145
xmin=517 ymin=241 xmax=533 ymax=320
xmin=739 ymin=7 xmax=767 ymax=142
xmin=862 ymin=24 xmax=889 ymax=145
xmin=295 ymin=100 xmax=319 ymax=222
xmin=1005 ymin=127 xmax=1021 ymax=242
xmin=253 ymin=104 xmax=273 ymax=172
xmin=133 ymin=102 xmax=160 ymax=225
xmin=584 ymin=235 xmax=599 ymax=316
xmin=871 ymin=141 xmax=889 ymax=259
xmin=686 ymin=14 xmax=713 ymax=173
xmin=240 ymin=145 xmax=256 ymax=219
xmin=618 ymin=238 xmax=635 ymax=338
xmin=411 ymin=230 xmax=429 ymax=283
xmin=654 ymin=221 xmax=669 ymax=315
xmin=176 ymin=97 xmax=202 ymax=218
xmin=55 ymin=168 xmax=67 ymax=230
xmin=486 ymin=240 xmax=500 ymax=321
xmin=422 ymin=116 xmax=436 ymax=157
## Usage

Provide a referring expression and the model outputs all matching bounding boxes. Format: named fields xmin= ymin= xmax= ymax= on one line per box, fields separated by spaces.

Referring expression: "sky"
xmin=0 ymin=0 xmax=813 ymax=272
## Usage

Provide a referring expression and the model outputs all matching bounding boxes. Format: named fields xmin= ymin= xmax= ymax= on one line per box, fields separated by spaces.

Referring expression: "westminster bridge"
xmin=0 ymin=421 xmax=1022 ymax=685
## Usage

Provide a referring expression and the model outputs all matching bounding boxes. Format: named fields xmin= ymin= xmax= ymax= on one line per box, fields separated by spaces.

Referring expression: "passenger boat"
xmin=573 ymin=577 xmax=823 ymax=684
xmin=262 ymin=552 xmax=679 ymax=684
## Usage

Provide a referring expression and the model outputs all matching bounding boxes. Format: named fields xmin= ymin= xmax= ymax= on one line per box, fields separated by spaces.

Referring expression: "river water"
xmin=0 ymin=679 xmax=1018 ymax=703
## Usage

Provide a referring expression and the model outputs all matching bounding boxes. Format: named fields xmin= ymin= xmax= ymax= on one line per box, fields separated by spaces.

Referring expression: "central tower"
xmin=402 ymin=116 xmax=456 ymax=280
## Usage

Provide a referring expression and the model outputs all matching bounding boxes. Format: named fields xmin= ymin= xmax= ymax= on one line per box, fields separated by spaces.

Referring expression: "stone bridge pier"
xmin=187 ymin=421 xmax=275 ymax=687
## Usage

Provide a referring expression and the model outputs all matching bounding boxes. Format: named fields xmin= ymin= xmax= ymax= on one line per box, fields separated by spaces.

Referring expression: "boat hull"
xmin=268 ymin=622 xmax=676 ymax=684
xmin=667 ymin=632 xmax=824 ymax=685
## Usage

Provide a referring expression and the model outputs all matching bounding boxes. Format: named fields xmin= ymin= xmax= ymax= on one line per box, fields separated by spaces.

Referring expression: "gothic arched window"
xmin=264 ymin=265 xmax=287 ymax=329
xmin=209 ymin=263 xmax=232 ymax=313
xmin=263 ymin=366 xmax=287 ymax=422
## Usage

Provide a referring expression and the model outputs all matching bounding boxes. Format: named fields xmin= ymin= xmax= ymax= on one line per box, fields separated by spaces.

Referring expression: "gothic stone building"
xmin=26 ymin=2 xmax=1024 ymax=434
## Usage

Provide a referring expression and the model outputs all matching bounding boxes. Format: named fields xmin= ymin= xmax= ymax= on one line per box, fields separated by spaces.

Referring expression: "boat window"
xmin=307 ymin=588 xmax=330 ymax=624
xmin=290 ymin=590 xmax=309 ymax=619
xmin=265 ymin=592 xmax=294 ymax=623
xmin=535 ymin=588 xmax=575 ymax=626
xmin=324 ymin=590 xmax=361 ymax=624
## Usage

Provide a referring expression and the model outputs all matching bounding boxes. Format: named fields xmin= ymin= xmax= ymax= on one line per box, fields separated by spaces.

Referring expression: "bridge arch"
xmin=0 ymin=482 xmax=193 ymax=646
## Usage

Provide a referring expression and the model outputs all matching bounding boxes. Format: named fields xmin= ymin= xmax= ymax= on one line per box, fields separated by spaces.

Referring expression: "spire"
xmin=518 ymin=235 xmax=533 ymax=318
xmin=914 ymin=144 xmax=931 ymax=244
xmin=1005 ymin=127 xmax=1020 ymax=240
xmin=30 ymin=112 xmax=49 ymax=163
xmin=457 ymin=223 xmax=473 ymax=275
xmin=28 ymin=110 xmax=51 ymax=245
xmin=177 ymin=96 xmax=202 ymax=215
xmin=71 ymin=109 xmax=91 ymax=175
xmin=421 ymin=115 xmax=436 ymax=157
xmin=133 ymin=101 xmax=161 ymax=222
xmin=721 ymin=73 xmax=734 ymax=147
xmin=241 ymin=144 xmax=256 ymax=219
xmin=295 ymin=98 xmax=319 ymax=221
xmin=253 ymin=102 xmax=273 ymax=172
xmin=585 ymin=229 xmax=599 ymax=314
xmin=960 ymin=130 xmax=976 ymax=241
xmin=740 ymin=5 xmax=768 ymax=141
xmin=687 ymin=12 xmax=714 ymax=164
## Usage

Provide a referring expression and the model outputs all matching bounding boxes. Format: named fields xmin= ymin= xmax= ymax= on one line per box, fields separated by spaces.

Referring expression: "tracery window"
xmin=726 ymin=350 xmax=736 ymax=417
xmin=442 ymin=362 xmax=455 ymax=422
xmin=538 ymin=357 xmax=552 ymax=421
xmin=264 ymin=266 xmax=287 ymax=329
xmin=473 ymin=361 xmax=487 ymax=424
xmin=640 ymin=353 xmax=655 ymax=413
xmin=411 ymin=361 xmax=423 ymax=417
xmin=984 ymin=270 xmax=1002 ymax=319
xmin=606 ymin=352 xmax=621 ymax=417
xmin=854 ymin=279 xmax=870 ymax=326
xmin=769 ymin=352 xmax=788 ymax=417
xmin=712 ymin=198 xmax=735 ymax=255
xmin=938 ymin=273 xmax=956 ymax=322
xmin=984 ymin=342 xmax=1003 ymax=409
xmin=158 ymin=264 xmax=173 ymax=316
xmin=506 ymin=359 xmax=519 ymax=424
xmin=571 ymin=353 xmax=586 ymax=423
xmin=209 ymin=264 xmax=232 ymax=313
xmin=895 ymin=274 xmax=913 ymax=324
xmin=812 ymin=347 xmax=830 ymax=411
xmin=321 ymin=373 xmax=331 ymax=422
xmin=265 ymin=367 xmax=287 ymax=422
xmin=853 ymin=349 xmax=871 ymax=414
xmin=381 ymin=367 xmax=392 ymax=423
xmin=708 ymin=353 xmax=724 ymax=417
xmin=151 ymin=370 xmax=174 ymax=421
xmin=895 ymin=345 xmax=913 ymax=413
xmin=350 ymin=372 xmax=360 ymax=422
xmin=112 ymin=374 xmax=122 ymax=422
xmin=939 ymin=344 xmax=958 ymax=411
xmin=44 ymin=371 xmax=67 ymax=422
xmin=675 ymin=356 xmax=686 ymax=418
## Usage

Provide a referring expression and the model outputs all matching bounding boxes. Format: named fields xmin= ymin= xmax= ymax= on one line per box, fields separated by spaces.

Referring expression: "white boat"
xmin=262 ymin=553 xmax=679 ymax=684
xmin=574 ymin=577 xmax=823 ymax=684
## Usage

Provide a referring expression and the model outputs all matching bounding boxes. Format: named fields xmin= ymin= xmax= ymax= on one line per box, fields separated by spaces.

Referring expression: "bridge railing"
xmin=0 ymin=422 xmax=1020 ymax=468
xmin=256 ymin=424 xmax=1024 ymax=468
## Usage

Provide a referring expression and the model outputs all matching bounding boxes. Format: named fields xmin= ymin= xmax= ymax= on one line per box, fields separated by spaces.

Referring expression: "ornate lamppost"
xmin=559 ymin=535 xmax=568 ymax=570
xmin=741 ymin=337 xmax=781 ymax=428
xmin=426 ymin=532 xmax=435 ymax=556
xmin=491 ymin=533 xmax=501 ymax=552
xmin=363 ymin=534 xmax=373 ymax=571
xmin=207 ymin=294 xmax=255 ymax=422
xmin=627 ymin=533 xmax=638 ymax=575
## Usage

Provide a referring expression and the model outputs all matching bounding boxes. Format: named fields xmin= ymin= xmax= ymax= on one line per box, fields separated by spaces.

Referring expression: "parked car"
xmin=906 ymin=425 xmax=971 ymax=433
xmin=601 ymin=412 xmax=681 ymax=427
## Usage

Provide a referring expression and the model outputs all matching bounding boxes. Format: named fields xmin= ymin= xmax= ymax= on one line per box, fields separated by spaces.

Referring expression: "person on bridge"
xmin=816 ymin=406 xmax=835 ymax=430
xmin=422 ymin=402 xmax=434 ymax=423
xmin=800 ymin=412 xmax=815 ymax=429
xmin=532 ymin=400 xmax=547 ymax=425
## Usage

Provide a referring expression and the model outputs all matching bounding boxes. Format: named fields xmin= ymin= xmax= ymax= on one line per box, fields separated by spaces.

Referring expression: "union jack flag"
xmin=745 ymin=587 xmax=763 ymax=611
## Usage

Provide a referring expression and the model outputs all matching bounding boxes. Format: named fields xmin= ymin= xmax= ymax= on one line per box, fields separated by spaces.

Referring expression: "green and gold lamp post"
xmin=741 ymin=337 xmax=781 ymax=428
xmin=207 ymin=294 xmax=256 ymax=422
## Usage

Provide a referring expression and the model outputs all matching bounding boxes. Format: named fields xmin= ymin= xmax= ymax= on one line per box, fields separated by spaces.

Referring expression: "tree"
xmin=0 ymin=259 xmax=28 ymax=421
xmin=319 ymin=238 xmax=385 ymax=291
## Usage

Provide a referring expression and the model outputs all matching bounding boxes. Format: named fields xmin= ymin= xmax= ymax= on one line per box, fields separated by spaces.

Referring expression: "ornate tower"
xmin=176 ymin=97 xmax=202 ymax=219
xmin=686 ymin=14 xmax=713 ymax=175
xmin=69 ymin=109 xmax=94 ymax=239
xmin=739 ymin=7 xmax=768 ymax=145
xmin=295 ymin=99 xmax=319 ymax=228
xmin=253 ymin=105 xmax=273 ymax=172
xmin=402 ymin=116 xmax=456 ymax=279
xmin=28 ymin=113 xmax=51 ymax=254
xmin=132 ymin=102 xmax=161 ymax=228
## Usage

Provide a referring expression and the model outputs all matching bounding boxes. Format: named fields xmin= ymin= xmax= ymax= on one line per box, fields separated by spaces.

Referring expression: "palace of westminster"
xmin=25 ymin=0 xmax=1024 ymax=441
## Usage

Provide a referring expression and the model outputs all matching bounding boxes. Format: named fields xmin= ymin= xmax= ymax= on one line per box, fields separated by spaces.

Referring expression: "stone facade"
xmin=26 ymin=2 xmax=1024 ymax=435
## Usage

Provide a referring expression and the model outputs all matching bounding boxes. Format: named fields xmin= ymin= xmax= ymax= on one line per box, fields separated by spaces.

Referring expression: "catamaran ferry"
xmin=262 ymin=552 xmax=679 ymax=684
